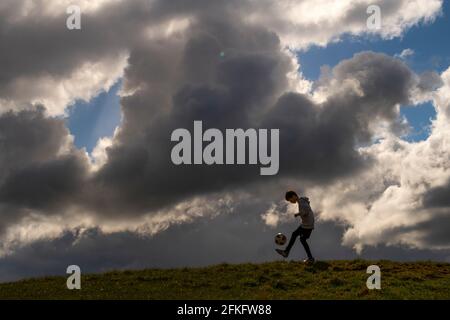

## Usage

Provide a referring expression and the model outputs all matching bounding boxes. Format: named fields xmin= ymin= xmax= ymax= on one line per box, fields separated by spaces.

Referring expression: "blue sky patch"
xmin=66 ymin=80 xmax=122 ymax=153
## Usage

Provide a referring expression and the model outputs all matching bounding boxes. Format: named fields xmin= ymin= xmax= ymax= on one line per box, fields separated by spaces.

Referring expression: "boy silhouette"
xmin=276 ymin=190 xmax=315 ymax=263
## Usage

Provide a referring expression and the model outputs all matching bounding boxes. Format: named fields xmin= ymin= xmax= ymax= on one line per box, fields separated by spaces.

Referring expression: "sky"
xmin=67 ymin=80 xmax=122 ymax=152
xmin=1 ymin=0 xmax=450 ymax=282
xmin=297 ymin=2 xmax=450 ymax=141
xmin=67 ymin=1 xmax=450 ymax=149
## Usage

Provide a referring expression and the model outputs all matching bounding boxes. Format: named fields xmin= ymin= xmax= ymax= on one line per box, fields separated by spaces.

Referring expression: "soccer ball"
xmin=274 ymin=233 xmax=287 ymax=246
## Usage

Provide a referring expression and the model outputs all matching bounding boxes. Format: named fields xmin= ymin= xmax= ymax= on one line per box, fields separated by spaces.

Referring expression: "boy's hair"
xmin=285 ymin=190 xmax=298 ymax=201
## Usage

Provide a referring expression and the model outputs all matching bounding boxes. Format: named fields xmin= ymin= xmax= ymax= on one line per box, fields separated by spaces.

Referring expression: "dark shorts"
xmin=296 ymin=226 xmax=313 ymax=239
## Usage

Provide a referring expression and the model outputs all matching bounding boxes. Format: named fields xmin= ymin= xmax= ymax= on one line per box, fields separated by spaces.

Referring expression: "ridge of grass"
xmin=1 ymin=260 xmax=449 ymax=299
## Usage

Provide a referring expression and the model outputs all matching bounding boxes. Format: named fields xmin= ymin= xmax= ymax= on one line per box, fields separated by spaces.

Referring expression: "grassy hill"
xmin=0 ymin=260 xmax=449 ymax=299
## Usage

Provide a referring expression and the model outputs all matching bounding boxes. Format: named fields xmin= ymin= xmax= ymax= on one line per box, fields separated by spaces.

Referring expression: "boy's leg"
xmin=284 ymin=226 xmax=301 ymax=255
xmin=299 ymin=228 xmax=314 ymax=260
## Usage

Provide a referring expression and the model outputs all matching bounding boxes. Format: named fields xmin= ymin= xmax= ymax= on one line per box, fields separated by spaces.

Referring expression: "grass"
xmin=0 ymin=260 xmax=449 ymax=299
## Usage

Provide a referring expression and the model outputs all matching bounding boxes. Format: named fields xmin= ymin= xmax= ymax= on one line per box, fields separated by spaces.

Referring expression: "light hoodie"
xmin=298 ymin=197 xmax=314 ymax=229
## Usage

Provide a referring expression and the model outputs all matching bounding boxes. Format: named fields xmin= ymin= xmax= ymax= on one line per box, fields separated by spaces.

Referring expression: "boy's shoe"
xmin=303 ymin=258 xmax=315 ymax=264
xmin=275 ymin=249 xmax=289 ymax=258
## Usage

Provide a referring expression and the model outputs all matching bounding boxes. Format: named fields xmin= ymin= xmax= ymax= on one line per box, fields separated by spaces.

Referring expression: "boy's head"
xmin=285 ymin=190 xmax=299 ymax=203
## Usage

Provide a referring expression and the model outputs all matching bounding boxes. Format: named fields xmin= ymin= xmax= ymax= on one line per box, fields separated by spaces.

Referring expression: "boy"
xmin=276 ymin=190 xmax=315 ymax=263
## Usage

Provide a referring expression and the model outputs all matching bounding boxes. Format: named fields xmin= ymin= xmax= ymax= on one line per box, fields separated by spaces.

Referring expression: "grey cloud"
xmin=86 ymin=16 xmax=292 ymax=216
xmin=264 ymin=52 xmax=416 ymax=179
xmin=416 ymin=213 xmax=450 ymax=248
xmin=0 ymin=0 xmax=146 ymax=86
xmin=0 ymin=0 xmax=247 ymax=100
xmin=0 ymin=14 xmax=427 ymax=226
xmin=0 ymin=107 xmax=88 ymax=232
xmin=423 ymin=180 xmax=450 ymax=208
xmin=0 ymin=107 xmax=68 ymax=180
xmin=89 ymin=19 xmax=420 ymax=216
xmin=418 ymin=71 xmax=444 ymax=93
xmin=380 ymin=211 xmax=450 ymax=249
xmin=0 ymin=154 xmax=87 ymax=212
xmin=0 ymin=0 xmax=442 ymax=104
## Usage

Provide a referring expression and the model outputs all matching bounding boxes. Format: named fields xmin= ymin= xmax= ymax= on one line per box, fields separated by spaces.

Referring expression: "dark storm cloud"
xmin=0 ymin=0 xmax=431 ymax=221
xmin=0 ymin=154 xmax=87 ymax=211
xmin=86 ymin=15 xmax=292 ymax=216
xmin=415 ymin=213 xmax=450 ymax=248
xmin=423 ymin=180 xmax=450 ymax=208
xmin=0 ymin=0 xmax=147 ymax=88
xmin=380 ymin=209 xmax=450 ymax=249
xmin=0 ymin=11 xmax=424 ymax=223
xmin=263 ymin=52 xmax=416 ymax=179
xmin=0 ymin=107 xmax=88 ymax=232
xmin=0 ymin=0 xmax=248 ymax=225
xmin=0 ymin=107 xmax=68 ymax=180
xmin=0 ymin=200 xmax=284 ymax=282
xmin=0 ymin=0 xmax=247 ymax=97
xmin=89 ymin=45 xmax=419 ymax=217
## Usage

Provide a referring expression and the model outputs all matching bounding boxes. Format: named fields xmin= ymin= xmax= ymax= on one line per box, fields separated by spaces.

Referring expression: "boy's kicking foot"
xmin=275 ymin=249 xmax=288 ymax=258
xmin=276 ymin=249 xmax=315 ymax=263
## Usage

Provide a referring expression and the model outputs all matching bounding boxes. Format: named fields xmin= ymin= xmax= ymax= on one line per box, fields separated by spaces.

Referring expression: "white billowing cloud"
xmin=8 ymin=0 xmax=124 ymax=19
xmin=0 ymin=193 xmax=235 ymax=257
xmin=435 ymin=67 xmax=450 ymax=116
xmin=0 ymin=0 xmax=442 ymax=115
xmin=0 ymin=53 xmax=128 ymax=116
xmin=261 ymin=201 xmax=298 ymax=227
xmin=375 ymin=0 xmax=442 ymax=39
xmin=306 ymin=66 xmax=450 ymax=253
xmin=395 ymin=48 xmax=415 ymax=60
xmin=311 ymin=68 xmax=366 ymax=104
xmin=90 ymin=136 xmax=114 ymax=171
xmin=246 ymin=0 xmax=442 ymax=49
xmin=0 ymin=209 xmax=95 ymax=257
